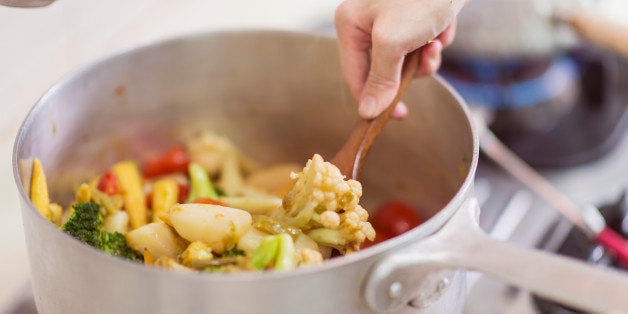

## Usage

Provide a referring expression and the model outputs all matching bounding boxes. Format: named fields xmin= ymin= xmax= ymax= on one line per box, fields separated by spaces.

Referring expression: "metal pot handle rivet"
xmin=388 ymin=281 xmax=403 ymax=299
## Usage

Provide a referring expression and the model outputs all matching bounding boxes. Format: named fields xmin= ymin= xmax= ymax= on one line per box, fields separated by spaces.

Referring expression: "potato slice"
xmin=237 ymin=228 xmax=271 ymax=256
xmin=168 ymin=203 xmax=252 ymax=254
xmin=126 ymin=222 xmax=187 ymax=259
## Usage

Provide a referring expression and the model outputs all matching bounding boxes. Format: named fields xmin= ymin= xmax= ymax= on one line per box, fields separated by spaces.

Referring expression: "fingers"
xmin=359 ymin=39 xmax=443 ymax=120
xmin=437 ymin=19 xmax=457 ymax=47
xmin=334 ymin=1 xmax=374 ymax=99
xmin=357 ymin=39 xmax=444 ymax=119
xmin=391 ymin=102 xmax=409 ymax=119
xmin=358 ymin=28 xmax=406 ymax=119
xmin=335 ymin=0 xmax=464 ymax=120
xmin=416 ymin=39 xmax=443 ymax=77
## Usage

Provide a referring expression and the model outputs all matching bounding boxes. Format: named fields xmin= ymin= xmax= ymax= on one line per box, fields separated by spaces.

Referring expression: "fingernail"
xmin=359 ymin=95 xmax=379 ymax=119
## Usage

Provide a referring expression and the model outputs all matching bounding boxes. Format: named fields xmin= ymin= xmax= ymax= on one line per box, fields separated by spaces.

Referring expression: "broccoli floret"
xmin=100 ymin=231 xmax=142 ymax=262
xmin=279 ymin=154 xmax=375 ymax=252
xmin=62 ymin=202 xmax=102 ymax=247
xmin=62 ymin=202 xmax=142 ymax=262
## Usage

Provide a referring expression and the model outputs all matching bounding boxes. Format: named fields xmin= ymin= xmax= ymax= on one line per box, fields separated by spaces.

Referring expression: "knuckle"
xmin=334 ymin=1 xmax=355 ymax=27
xmin=372 ymin=23 xmax=416 ymax=56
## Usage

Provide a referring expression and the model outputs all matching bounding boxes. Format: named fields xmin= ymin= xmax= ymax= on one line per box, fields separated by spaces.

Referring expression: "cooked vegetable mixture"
xmin=29 ymin=131 xmax=376 ymax=272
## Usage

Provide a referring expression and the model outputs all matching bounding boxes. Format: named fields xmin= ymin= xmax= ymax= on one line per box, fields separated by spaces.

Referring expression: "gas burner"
xmin=440 ymin=56 xmax=579 ymax=110
xmin=441 ymin=48 xmax=628 ymax=168
xmin=532 ymin=190 xmax=628 ymax=314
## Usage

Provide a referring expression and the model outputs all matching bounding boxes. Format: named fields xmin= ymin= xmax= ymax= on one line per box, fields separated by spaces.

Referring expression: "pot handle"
xmin=0 ymin=0 xmax=56 ymax=7
xmin=363 ymin=198 xmax=628 ymax=313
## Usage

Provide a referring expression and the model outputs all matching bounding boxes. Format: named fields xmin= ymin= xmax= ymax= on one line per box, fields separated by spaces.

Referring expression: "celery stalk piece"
xmin=250 ymin=235 xmax=280 ymax=270
xmin=274 ymin=233 xmax=296 ymax=271
xmin=306 ymin=228 xmax=347 ymax=247
xmin=186 ymin=163 xmax=218 ymax=202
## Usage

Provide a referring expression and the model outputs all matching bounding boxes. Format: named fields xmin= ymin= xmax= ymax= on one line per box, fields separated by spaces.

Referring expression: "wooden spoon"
xmin=331 ymin=50 xmax=421 ymax=179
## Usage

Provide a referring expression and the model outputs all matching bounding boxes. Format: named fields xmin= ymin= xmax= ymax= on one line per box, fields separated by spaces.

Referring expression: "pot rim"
xmin=12 ymin=29 xmax=479 ymax=281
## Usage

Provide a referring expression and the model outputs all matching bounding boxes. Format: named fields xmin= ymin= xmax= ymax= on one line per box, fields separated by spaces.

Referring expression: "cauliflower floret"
xmin=319 ymin=210 xmax=340 ymax=229
xmin=299 ymin=248 xmax=323 ymax=266
xmin=185 ymin=131 xmax=236 ymax=175
xmin=185 ymin=131 xmax=246 ymax=196
xmin=179 ymin=241 xmax=214 ymax=269
xmin=279 ymin=154 xmax=375 ymax=252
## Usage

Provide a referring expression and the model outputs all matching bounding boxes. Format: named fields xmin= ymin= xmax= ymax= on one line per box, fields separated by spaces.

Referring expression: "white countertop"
xmin=0 ymin=0 xmax=339 ymax=309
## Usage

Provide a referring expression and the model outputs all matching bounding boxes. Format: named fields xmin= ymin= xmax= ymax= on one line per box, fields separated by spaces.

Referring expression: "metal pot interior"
xmin=15 ymin=30 xmax=475 ymax=244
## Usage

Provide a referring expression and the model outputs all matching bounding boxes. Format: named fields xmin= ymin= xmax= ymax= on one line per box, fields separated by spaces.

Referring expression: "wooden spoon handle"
xmin=332 ymin=50 xmax=422 ymax=179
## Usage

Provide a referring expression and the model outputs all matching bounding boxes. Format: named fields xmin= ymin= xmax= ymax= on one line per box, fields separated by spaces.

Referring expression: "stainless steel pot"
xmin=13 ymin=31 xmax=628 ymax=314
xmin=0 ymin=0 xmax=55 ymax=7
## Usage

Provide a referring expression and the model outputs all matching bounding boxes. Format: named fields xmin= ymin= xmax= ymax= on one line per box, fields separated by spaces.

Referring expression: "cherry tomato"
xmin=372 ymin=201 xmax=423 ymax=237
xmin=145 ymin=191 xmax=153 ymax=209
xmin=178 ymin=183 xmax=190 ymax=204
xmin=97 ymin=171 xmax=120 ymax=196
xmin=191 ymin=197 xmax=223 ymax=206
xmin=143 ymin=146 xmax=190 ymax=178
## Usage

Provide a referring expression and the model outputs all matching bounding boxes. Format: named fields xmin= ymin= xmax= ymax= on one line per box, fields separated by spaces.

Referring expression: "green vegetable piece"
xmin=307 ymin=228 xmax=347 ymax=247
xmin=274 ymin=233 xmax=296 ymax=271
xmin=186 ymin=163 xmax=218 ymax=202
xmin=223 ymin=247 xmax=245 ymax=257
xmin=254 ymin=216 xmax=301 ymax=240
xmin=250 ymin=235 xmax=280 ymax=270
xmin=62 ymin=202 xmax=103 ymax=247
xmin=214 ymin=187 xmax=226 ymax=197
xmin=62 ymin=202 xmax=142 ymax=262
xmin=100 ymin=231 xmax=143 ymax=262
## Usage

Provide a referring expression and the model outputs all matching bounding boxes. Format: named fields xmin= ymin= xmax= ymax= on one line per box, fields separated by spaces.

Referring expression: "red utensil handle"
xmin=597 ymin=227 xmax=628 ymax=268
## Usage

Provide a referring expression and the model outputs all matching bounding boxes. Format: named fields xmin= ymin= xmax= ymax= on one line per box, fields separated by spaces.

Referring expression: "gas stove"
xmin=442 ymin=49 xmax=628 ymax=169
xmin=466 ymin=151 xmax=628 ymax=313
xmin=457 ymin=50 xmax=628 ymax=313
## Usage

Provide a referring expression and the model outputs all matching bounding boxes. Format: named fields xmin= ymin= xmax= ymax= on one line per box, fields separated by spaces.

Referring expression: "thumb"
xmin=358 ymin=42 xmax=405 ymax=119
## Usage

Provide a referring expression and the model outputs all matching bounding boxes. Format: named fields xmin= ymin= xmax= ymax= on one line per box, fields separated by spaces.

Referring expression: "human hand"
xmin=334 ymin=0 xmax=468 ymax=119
